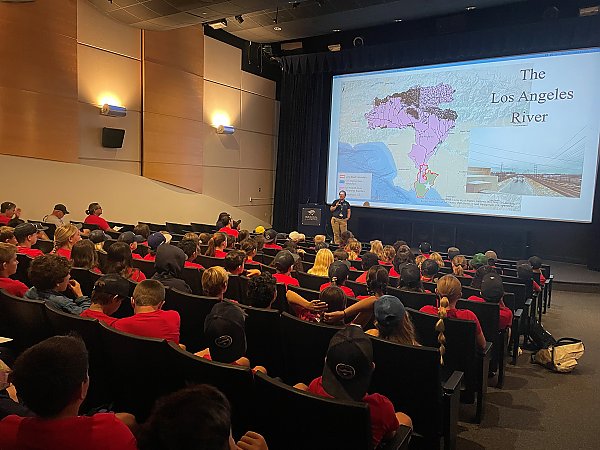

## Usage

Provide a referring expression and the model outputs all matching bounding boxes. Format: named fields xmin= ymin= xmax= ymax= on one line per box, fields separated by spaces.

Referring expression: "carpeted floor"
xmin=455 ymin=289 xmax=599 ymax=449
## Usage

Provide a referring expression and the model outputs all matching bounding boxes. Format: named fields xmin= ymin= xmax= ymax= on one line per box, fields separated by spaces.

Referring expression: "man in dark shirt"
xmin=330 ymin=190 xmax=351 ymax=244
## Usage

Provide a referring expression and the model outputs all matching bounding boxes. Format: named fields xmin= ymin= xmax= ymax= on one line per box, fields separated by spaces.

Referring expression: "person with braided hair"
xmin=419 ymin=275 xmax=486 ymax=363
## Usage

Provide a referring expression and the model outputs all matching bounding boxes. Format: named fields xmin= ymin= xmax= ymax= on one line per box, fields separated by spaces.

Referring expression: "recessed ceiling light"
xmin=394 ymin=19 xmax=403 ymax=22
xmin=333 ymin=29 xmax=341 ymax=32
xmin=274 ymin=26 xmax=282 ymax=31
xmin=466 ymin=6 xmax=476 ymax=11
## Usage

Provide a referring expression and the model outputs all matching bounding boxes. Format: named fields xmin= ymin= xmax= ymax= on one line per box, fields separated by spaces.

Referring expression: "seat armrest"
xmin=478 ymin=341 xmax=493 ymax=357
xmin=525 ymin=298 xmax=532 ymax=307
xmin=442 ymin=370 xmax=463 ymax=393
xmin=513 ymin=308 xmax=523 ymax=320
xmin=378 ymin=425 xmax=412 ymax=450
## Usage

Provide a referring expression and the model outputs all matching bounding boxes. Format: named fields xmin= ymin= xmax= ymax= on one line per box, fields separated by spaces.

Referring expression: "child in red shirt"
xmin=467 ymin=273 xmax=513 ymax=330
xmin=319 ymin=260 xmax=355 ymax=298
xmin=206 ymin=232 xmax=228 ymax=258
xmin=113 ymin=279 xmax=180 ymax=344
xmin=263 ymin=229 xmax=282 ymax=250
xmin=272 ymin=250 xmax=299 ymax=287
xmin=80 ymin=274 xmax=130 ymax=326
xmin=14 ymin=223 xmax=45 ymax=258
xmin=0 ymin=243 xmax=29 ymax=297
xmin=294 ymin=326 xmax=412 ymax=448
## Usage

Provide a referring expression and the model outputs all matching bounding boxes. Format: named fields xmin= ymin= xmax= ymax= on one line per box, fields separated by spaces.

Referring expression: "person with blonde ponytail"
xmin=419 ymin=275 xmax=486 ymax=362
xmin=308 ymin=248 xmax=334 ymax=277
xmin=451 ymin=255 xmax=471 ymax=278
xmin=206 ymin=232 xmax=228 ymax=258
xmin=369 ymin=240 xmax=385 ymax=260
xmin=53 ymin=224 xmax=81 ymax=259
xmin=345 ymin=239 xmax=362 ymax=261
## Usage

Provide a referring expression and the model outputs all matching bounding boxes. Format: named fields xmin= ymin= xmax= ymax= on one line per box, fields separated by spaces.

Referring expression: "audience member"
xmin=254 ymin=225 xmax=266 ymax=235
xmin=178 ymin=239 xmax=203 ymax=269
xmin=470 ymin=265 xmax=497 ymax=289
xmin=283 ymin=240 xmax=304 ymax=272
xmin=195 ymin=302 xmax=266 ymax=373
xmin=429 ymin=252 xmax=445 ymax=268
xmin=136 ymin=385 xmax=268 ymax=450
xmin=420 ymin=258 xmax=440 ymax=283
xmin=254 ymin=234 xmax=266 ymax=253
xmin=392 ymin=240 xmax=408 ymax=253
xmin=339 ymin=230 xmax=354 ymax=248
xmin=420 ymin=274 xmax=486 ymax=354
xmin=198 ymin=232 xmax=212 ymax=245
xmin=89 ymin=229 xmax=109 ymax=254
xmin=42 ymin=204 xmax=72 ymax=227
xmin=381 ymin=245 xmax=396 ymax=266
xmin=202 ymin=266 xmax=229 ymax=299
xmin=152 ymin=244 xmax=191 ymax=293
xmin=469 ymin=253 xmax=487 ymax=271
xmin=25 ymin=254 xmax=90 ymax=314
xmin=414 ymin=254 xmax=426 ymax=268
xmin=294 ymin=326 xmax=412 ymax=448
xmin=133 ymin=223 xmax=151 ymax=246
xmin=71 ymin=239 xmax=101 ymax=274
xmin=314 ymin=241 xmax=329 ymax=251
xmin=118 ymin=231 xmax=145 ymax=260
xmin=318 ymin=286 xmax=347 ymax=324
xmin=0 ymin=243 xmax=28 ymax=297
xmin=271 ymin=251 xmax=299 ymax=287
xmin=314 ymin=234 xmax=326 ymax=245
xmin=83 ymin=203 xmax=115 ymax=232
xmin=398 ymin=263 xmax=425 ymax=293
xmin=355 ymin=251 xmax=379 ymax=283
xmin=369 ymin=240 xmax=384 ymax=260
xmin=246 ymin=272 xmax=277 ymax=309
xmin=241 ymin=238 xmax=260 ymax=267
xmin=288 ymin=231 xmax=306 ymax=244
xmin=446 ymin=247 xmax=460 ymax=263
xmin=263 ymin=229 xmax=282 ymax=250
xmin=392 ymin=244 xmax=415 ymax=276
xmin=53 ymin=224 xmax=81 ymax=259
xmin=366 ymin=295 xmax=419 ymax=346
xmin=144 ymin=232 xmax=167 ymax=261
xmin=308 ymin=248 xmax=334 ymax=277
xmin=484 ymin=250 xmax=503 ymax=274
xmin=0 ymin=336 xmax=137 ymax=450
xmin=80 ymin=274 xmax=129 ymax=326
xmin=451 ymin=255 xmax=470 ymax=278
xmin=529 ymin=255 xmax=546 ymax=285
xmin=345 ymin=239 xmax=362 ymax=261
xmin=419 ymin=242 xmax=431 ymax=258
xmin=114 ymin=279 xmax=180 ymax=343
xmin=467 ymin=273 xmax=513 ymax=330
xmin=218 ymin=214 xmax=239 ymax=239
xmin=14 ymin=223 xmax=44 ymax=258
xmin=320 ymin=260 xmax=355 ymax=297
xmin=206 ymin=232 xmax=228 ymax=258
xmin=0 ymin=358 xmax=33 ymax=420
xmin=224 ymin=250 xmax=260 ymax=277
xmin=0 ymin=226 xmax=17 ymax=245
xmin=103 ymin=241 xmax=146 ymax=283
xmin=332 ymin=248 xmax=349 ymax=265
xmin=215 ymin=212 xmax=230 ymax=229
xmin=0 ymin=202 xmax=19 ymax=226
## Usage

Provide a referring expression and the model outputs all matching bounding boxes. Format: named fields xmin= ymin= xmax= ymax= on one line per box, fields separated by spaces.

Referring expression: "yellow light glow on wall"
xmin=211 ymin=111 xmax=231 ymax=127
xmin=97 ymin=93 xmax=123 ymax=108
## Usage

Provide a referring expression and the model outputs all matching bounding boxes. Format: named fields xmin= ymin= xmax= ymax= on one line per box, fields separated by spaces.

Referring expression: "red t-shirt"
xmin=55 ymin=247 xmax=71 ymax=259
xmin=308 ymin=376 xmax=399 ymax=448
xmin=218 ymin=227 xmax=239 ymax=238
xmin=539 ymin=272 xmax=546 ymax=285
xmin=273 ymin=273 xmax=299 ymax=287
xmin=389 ymin=267 xmax=400 ymax=277
xmin=419 ymin=305 xmax=483 ymax=336
xmin=355 ymin=271 xmax=368 ymax=284
xmin=467 ymin=295 xmax=513 ymax=330
xmin=126 ymin=268 xmax=146 ymax=283
xmin=0 ymin=215 xmax=10 ymax=225
xmin=319 ymin=282 xmax=355 ymax=298
xmin=263 ymin=243 xmax=283 ymax=250
xmin=132 ymin=253 xmax=143 ymax=260
xmin=80 ymin=308 xmax=119 ymax=326
xmin=0 ymin=277 xmax=29 ymax=297
xmin=114 ymin=309 xmax=180 ymax=344
xmin=143 ymin=254 xmax=156 ymax=261
xmin=17 ymin=246 xmax=44 ymax=258
xmin=214 ymin=249 xmax=227 ymax=258
xmin=184 ymin=261 xmax=204 ymax=269
xmin=84 ymin=215 xmax=111 ymax=231
xmin=0 ymin=413 xmax=137 ymax=450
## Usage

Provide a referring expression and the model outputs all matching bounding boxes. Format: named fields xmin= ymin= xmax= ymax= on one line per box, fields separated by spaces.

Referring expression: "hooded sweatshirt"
xmin=151 ymin=244 xmax=191 ymax=293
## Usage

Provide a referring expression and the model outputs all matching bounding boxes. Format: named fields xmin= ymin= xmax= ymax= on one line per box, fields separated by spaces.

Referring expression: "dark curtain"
xmin=273 ymin=15 xmax=600 ymax=232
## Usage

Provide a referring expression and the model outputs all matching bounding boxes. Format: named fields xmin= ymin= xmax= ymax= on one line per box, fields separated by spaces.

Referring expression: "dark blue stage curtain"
xmin=273 ymin=15 xmax=600 ymax=233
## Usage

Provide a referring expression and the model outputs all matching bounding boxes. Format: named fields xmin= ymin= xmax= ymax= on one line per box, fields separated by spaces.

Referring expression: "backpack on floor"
xmin=532 ymin=338 xmax=585 ymax=373
xmin=528 ymin=318 xmax=556 ymax=351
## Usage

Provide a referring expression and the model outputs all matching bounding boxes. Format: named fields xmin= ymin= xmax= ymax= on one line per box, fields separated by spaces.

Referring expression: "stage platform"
xmin=548 ymin=260 xmax=600 ymax=293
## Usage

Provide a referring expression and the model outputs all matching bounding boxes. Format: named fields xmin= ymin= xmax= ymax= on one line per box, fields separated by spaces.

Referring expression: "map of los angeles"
xmin=365 ymin=84 xmax=457 ymax=198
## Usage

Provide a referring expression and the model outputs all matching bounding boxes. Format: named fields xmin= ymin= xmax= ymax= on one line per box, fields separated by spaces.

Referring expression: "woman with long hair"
xmin=452 ymin=255 xmax=471 ymax=278
xmin=370 ymin=240 xmax=385 ymax=260
xmin=308 ymin=248 xmax=334 ymax=277
xmin=429 ymin=252 xmax=445 ymax=268
xmin=102 ymin=241 xmax=146 ymax=282
xmin=380 ymin=245 xmax=396 ymax=265
xmin=53 ymin=224 xmax=81 ymax=259
xmin=419 ymin=275 xmax=486 ymax=363
xmin=345 ymin=239 xmax=362 ymax=261
xmin=71 ymin=239 xmax=101 ymax=274
xmin=206 ymin=232 xmax=228 ymax=258
xmin=366 ymin=295 xmax=419 ymax=346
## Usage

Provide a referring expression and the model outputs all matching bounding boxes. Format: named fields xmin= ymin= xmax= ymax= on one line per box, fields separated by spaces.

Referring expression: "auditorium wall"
xmin=0 ymin=0 xmax=277 ymax=226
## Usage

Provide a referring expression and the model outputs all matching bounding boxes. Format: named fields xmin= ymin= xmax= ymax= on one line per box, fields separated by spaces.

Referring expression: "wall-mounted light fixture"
xmin=215 ymin=124 xmax=235 ymax=135
xmin=100 ymin=104 xmax=127 ymax=117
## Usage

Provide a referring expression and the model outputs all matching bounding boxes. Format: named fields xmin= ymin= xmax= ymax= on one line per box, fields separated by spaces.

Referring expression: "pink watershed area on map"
xmin=364 ymin=83 xmax=457 ymax=196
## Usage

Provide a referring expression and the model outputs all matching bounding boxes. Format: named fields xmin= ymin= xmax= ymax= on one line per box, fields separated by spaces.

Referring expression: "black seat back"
xmin=238 ymin=304 xmax=283 ymax=376
xmin=70 ymin=268 xmax=102 ymax=297
xmin=13 ymin=253 xmax=33 ymax=284
xmin=224 ymin=274 xmax=245 ymax=303
xmin=196 ymin=254 xmax=225 ymax=268
xmin=253 ymin=372 xmax=371 ymax=450
xmin=163 ymin=288 xmax=221 ymax=352
xmin=0 ymin=290 xmax=51 ymax=352
xmin=456 ymin=300 xmax=499 ymax=343
xmin=181 ymin=267 xmax=203 ymax=295
xmin=387 ymin=286 xmax=437 ymax=310
xmin=131 ymin=258 xmax=156 ymax=278
xmin=32 ymin=239 xmax=54 ymax=254
xmin=288 ymin=284 xmax=321 ymax=301
xmin=293 ymin=271 xmax=328 ymax=291
xmin=346 ymin=279 xmax=369 ymax=296
xmin=280 ymin=312 xmax=342 ymax=385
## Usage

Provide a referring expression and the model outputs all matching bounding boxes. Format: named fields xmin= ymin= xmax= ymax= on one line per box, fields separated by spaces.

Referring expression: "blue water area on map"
xmin=338 ymin=141 xmax=449 ymax=206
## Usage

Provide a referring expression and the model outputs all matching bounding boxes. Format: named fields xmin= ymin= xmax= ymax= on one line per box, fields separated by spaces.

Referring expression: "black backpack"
xmin=528 ymin=318 xmax=556 ymax=351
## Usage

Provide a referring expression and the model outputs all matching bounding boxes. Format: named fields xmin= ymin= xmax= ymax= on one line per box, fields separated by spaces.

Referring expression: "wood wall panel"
xmin=241 ymin=71 xmax=276 ymax=99
xmin=79 ymin=159 xmax=140 ymax=175
xmin=241 ymin=91 xmax=277 ymax=135
xmin=144 ymin=61 xmax=203 ymax=120
xmin=0 ymin=0 xmax=76 ymax=39
xmin=202 ymin=122 xmax=241 ymax=168
xmin=143 ymin=112 xmax=203 ymax=166
xmin=204 ymin=37 xmax=242 ymax=89
xmin=143 ymin=162 xmax=203 ymax=193
xmin=144 ymin=26 xmax=204 ymax=77
xmin=0 ymin=87 xmax=78 ymax=162
xmin=203 ymin=167 xmax=240 ymax=206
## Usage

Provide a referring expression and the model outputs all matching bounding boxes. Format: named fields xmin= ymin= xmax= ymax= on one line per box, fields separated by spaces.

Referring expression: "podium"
xmin=297 ymin=204 xmax=326 ymax=235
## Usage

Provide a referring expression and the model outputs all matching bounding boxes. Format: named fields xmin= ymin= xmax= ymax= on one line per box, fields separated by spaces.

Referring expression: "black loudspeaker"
xmin=101 ymin=127 xmax=125 ymax=148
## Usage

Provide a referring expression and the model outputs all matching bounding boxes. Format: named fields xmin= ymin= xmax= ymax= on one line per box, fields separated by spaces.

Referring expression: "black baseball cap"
xmin=204 ymin=302 xmax=247 ymax=364
xmin=54 ymin=204 xmax=70 ymax=214
xmin=374 ymin=295 xmax=406 ymax=327
xmin=264 ymin=229 xmax=278 ymax=243
xmin=118 ymin=231 xmax=145 ymax=245
xmin=273 ymin=250 xmax=295 ymax=272
xmin=14 ymin=223 xmax=47 ymax=240
xmin=322 ymin=325 xmax=374 ymax=402
xmin=92 ymin=274 xmax=130 ymax=299
xmin=89 ymin=229 xmax=110 ymax=244
xmin=328 ymin=260 xmax=349 ymax=282
xmin=481 ymin=273 xmax=504 ymax=301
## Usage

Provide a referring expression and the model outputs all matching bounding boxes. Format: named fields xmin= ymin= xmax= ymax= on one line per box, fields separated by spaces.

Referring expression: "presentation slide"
xmin=327 ymin=48 xmax=600 ymax=222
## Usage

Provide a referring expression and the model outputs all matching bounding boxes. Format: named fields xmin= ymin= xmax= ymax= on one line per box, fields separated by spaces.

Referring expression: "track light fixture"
xmin=235 ymin=15 xmax=244 ymax=24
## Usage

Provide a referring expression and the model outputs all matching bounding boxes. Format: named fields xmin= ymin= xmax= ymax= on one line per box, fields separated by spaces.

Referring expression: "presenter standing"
xmin=330 ymin=190 xmax=351 ymax=244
